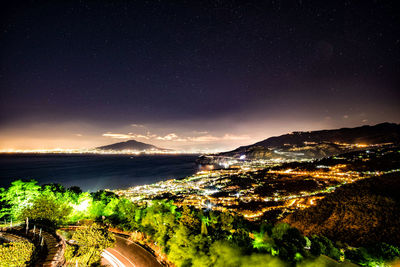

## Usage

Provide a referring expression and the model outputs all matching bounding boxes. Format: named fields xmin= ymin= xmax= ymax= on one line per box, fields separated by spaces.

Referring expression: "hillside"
xmin=218 ymin=123 xmax=400 ymax=160
xmin=96 ymin=140 xmax=169 ymax=151
xmin=282 ymin=173 xmax=400 ymax=247
xmin=254 ymin=122 xmax=400 ymax=147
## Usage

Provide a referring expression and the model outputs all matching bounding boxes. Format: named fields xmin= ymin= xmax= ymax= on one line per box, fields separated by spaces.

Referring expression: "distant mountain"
xmin=96 ymin=140 xmax=170 ymax=151
xmin=212 ymin=123 xmax=400 ymax=161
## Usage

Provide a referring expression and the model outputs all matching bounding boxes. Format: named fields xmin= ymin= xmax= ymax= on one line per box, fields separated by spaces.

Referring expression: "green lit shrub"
xmin=66 ymin=224 xmax=115 ymax=266
xmin=0 ymin=240 xmax=34 ymax=267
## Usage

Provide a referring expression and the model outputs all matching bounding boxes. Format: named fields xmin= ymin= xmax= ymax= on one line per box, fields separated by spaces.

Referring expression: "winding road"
xmin=101 ymin=235 xmax=163 ymax=267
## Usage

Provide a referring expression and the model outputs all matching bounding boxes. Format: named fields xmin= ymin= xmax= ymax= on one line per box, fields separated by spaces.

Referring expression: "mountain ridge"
xmin=252 ymin=122 xmax=400 ymax=147
xmin=215 ymin=122 xmax=400 ymax=160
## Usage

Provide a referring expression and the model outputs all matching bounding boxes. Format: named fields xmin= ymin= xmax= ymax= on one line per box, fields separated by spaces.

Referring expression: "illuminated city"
xmin=1 ymin=1 xmax=400 ymax=266
xmin=115 ymin=144 xmax=400 ymax=221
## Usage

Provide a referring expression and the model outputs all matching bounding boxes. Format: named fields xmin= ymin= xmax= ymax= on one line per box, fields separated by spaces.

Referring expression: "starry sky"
xmin=0 ymin=1 xmax=399 ymax=151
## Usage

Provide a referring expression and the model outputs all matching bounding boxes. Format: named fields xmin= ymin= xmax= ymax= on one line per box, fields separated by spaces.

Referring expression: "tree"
xmin=167 ymin=224 xmax=197 ymax=266
xmin=0 ymin=180 xmax=40 ymax=220
xmin=208 ymin=211 xmax=219 ymax=231
xmin=271 ymin=223 xmax=291 ymax=240
xmin=201 ymin=216 xmax=210 ymax=235
xmin=231 ymin=228 xmax=253 ymax=253
xmin=69 ymin=224 xmax=115 ymax=266
xmin=20 ymin=194 xmax=72 ymax=225
xmin=220 ymin=212 xmax=234 ymax=232
xmin=69 ymin=192 xmax=93 ymax=222
xmin=369 ymin=242 xmax=400 ymax=261
xmin=179 ymin=205 xmax=200 ymax=232
xmin=253 ymin=232 xmax=276 ymax=255
xmin=310 ymin=236 xmax=341 ymax=261
xmin=107 ymin=198 xmax=138 ymax=229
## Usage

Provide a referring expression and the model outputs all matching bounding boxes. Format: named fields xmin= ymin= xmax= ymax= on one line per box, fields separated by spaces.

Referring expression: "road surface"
xmin=102 ymin=235 xmax=163 ymax=267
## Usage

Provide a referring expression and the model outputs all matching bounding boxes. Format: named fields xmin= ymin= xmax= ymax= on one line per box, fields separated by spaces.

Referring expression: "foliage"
xmin=66 ymin=224 xmax=115 ymax=266
xmin=209 ymin=241 xmax=286 ymax=267
xmin=345 ymin=243 xmax=400 ymax=267
xmin=0 ymin=180 xmax=40 ymax=220
xmin=0 ymin=180 xmax=120 ymax=225
xmin=20 ymin=195 xmax=72 ymax=225
xmin=309 ymin=235 xmax=341 ymax=260
xmin=0 ymin=240 xmax=34 ymax=267
xmin=251 ymin=223 xmax=312 ymax=262
xmin=1 ymin=179 xmax=399 ymax=266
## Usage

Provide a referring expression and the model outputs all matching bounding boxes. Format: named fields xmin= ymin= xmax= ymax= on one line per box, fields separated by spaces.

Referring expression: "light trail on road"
xmin=102 ymin=250 xmax=125 ymax=267
xmin=101 ymin=234 xmax=162 ymax=267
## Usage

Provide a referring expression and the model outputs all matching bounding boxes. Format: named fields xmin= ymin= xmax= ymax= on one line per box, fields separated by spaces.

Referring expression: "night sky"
xmin=1 ymin=1 xmax=399 ymax=151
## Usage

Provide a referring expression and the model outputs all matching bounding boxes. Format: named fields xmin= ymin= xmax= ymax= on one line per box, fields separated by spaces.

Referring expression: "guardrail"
xmin=0 ymin=231 xmax=30 ymax=243
xmin=39 ymin=230 xmax=65 ymax=267
xmin=1 ymin=224 xmax=66 ymax=267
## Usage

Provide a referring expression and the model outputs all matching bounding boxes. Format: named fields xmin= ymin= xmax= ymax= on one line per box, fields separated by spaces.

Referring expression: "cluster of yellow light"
xmin=115 ymin=162 xmax=342 ymax=220
xmin=202 ymin=155 xmax=312 ymax=170
xmin=241 ymin=196 xmax=324 ymax=219
xmin=333 ymin=142 xmax=393 ymax=148
xmin=268 ymin=165 xmax=362 ymax=182
xmin=114 ymin=145 xmax=400 ymax=220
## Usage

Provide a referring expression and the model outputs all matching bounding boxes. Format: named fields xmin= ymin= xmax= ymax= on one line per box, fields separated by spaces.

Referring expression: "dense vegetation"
xmin=0 ymin=239 xmax=34 ymax=266
xmin=64 ymin=224 xmax=115 ymax=266
xmin=1 ymin=179 xmax=399 ymax=266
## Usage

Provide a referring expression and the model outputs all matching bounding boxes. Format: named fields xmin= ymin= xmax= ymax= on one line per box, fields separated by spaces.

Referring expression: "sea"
xmin=0 ymin=154 xmax=200 ymax=191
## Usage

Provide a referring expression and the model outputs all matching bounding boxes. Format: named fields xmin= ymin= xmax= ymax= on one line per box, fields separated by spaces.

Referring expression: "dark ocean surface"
xmin=0 ymin=154 xmax=199 ymax=191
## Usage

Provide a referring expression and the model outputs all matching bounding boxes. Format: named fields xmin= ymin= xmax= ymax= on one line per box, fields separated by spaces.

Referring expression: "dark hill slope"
xmin=217 ymin=123 xmax=400 ymax=160
xmin=282 ymin=173 xmax=400 ymax=247
xmin=97 ymin=140 xmax=169 ymax=151
xmin=254 ymin=122 xmax=400 ymax=147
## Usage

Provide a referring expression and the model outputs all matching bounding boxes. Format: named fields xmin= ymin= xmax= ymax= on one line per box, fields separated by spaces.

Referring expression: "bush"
xmin=0 ymin=240 xmax=34 ymax=266
xmin=66 ymin=224 xmax=115 ymax=266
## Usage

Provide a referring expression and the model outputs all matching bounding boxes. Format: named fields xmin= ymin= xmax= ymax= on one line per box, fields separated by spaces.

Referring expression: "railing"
xmin=1 ymin=223 xmax=66 ymax=267
xmin=0 ymin=231 xmax=29 ymax=243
